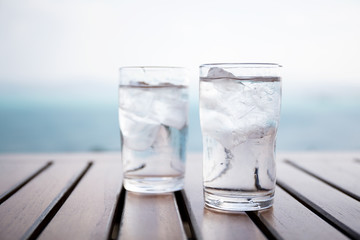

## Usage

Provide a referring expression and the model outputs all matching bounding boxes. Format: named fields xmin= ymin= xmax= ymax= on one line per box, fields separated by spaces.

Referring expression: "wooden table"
xmin=0 ymin=152 xmax=359 ymax=240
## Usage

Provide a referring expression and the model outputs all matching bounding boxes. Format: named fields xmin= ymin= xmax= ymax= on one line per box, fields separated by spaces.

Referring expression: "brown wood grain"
xmin=1 ymin=152 xmax=360 ymax=240
xmin=286 ymin=155 xmax=360 ymax=200
xmin=183 ymin=153 xmax=266 ymax=240
xmin=201 ymin=209 xmax=266 ymax=240
xmin=0 ymin=160 xmax=50 ymax=197
xmin=118 ymin=192 xmax=186 ymax=240
xmin=277 ymin=160 xmax=360 ymax=238
xmin=0 ymin=162 xmax=89 ymax=240
xmin=38 ymin=161 xmax=123 ymax=240
xmin=258 ymin=186 xmax=347 ymax=240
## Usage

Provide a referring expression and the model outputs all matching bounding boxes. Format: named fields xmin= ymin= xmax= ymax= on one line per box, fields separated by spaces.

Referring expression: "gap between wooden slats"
xmin=0 ymin=161 xmax=52 ymax=204
xmin=22 ymin=162 xmax=92 ymax=240
xmin=38 ymin=161 xmax=123 ymax=240
xmin=253 ymin=186 xmax=348 ymax=240
xmin=174 ymin=191 xmax=198 ymax=240
xmin=108 ymin=187 xmax=127 ymax=240
xmin=117 ymin=191 xmax=187 ymax=240
xmin=277 ymin=160 xmax=360 ymax=240
xmin=0 ymin=161 xmax=91 ymax=240
xmin=108 ymin=189 xmax=197 ymax=240
xmin=284 ymin=157 xmax=360 ymax=201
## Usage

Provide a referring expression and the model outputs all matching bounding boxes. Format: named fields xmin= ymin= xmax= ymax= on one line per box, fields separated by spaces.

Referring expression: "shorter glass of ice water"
xmin=199 ymin=63 xmax=282 ymax=211
xmin=118 ymin=67 xmax=188 ymax=193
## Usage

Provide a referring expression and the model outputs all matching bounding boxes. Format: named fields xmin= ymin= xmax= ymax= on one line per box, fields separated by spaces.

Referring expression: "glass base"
xmin=204 ymin=189 xmax=274 ymax=212
xmin=124 ymin=176 xmax=184 ymax=193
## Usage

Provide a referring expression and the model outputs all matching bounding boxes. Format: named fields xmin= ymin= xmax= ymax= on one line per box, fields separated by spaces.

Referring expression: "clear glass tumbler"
xmin=118 ymin=66 xmax=188 ymax=193
xmin=199 ymin=63 xmax=282 ymax=211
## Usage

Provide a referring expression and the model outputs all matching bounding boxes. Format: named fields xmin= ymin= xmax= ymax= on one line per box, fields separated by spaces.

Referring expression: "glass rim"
xmin=119 ymin=66 xmax=185 ymax=71
xmin=200 ymin=63 xmax=282 ymax=68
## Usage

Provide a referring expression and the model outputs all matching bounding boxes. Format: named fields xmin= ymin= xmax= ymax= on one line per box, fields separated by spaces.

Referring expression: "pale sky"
xmin=0 ymin=0 xmax=360 ymax=90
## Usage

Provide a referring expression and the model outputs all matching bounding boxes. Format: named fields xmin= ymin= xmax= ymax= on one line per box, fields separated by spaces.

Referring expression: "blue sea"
xmin=1 ymin=83 xmax=360 ymax=153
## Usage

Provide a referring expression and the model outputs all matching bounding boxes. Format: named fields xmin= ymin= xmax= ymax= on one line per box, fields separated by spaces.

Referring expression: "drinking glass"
xmin=199 ymin=63 xmax=282 ymax=211
xmin=118 ymin=66 xmax=188 ymax=193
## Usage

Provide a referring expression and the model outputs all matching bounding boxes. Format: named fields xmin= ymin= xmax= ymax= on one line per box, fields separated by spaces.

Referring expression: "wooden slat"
xmin=257 ymin=186 xmax=347 ymax=240
xmin=38 ymin=161 xmax=123 ymax=240
xmin=277 ymin=160 xmax=360 ymax=239
xmin=183 ymin=154 xmax=266 ymax=240
xmin=201 ymin=210 xmax=267 ymax=240
xmin=0 ymin=161 xmax=51 ymax=199
xmin=118 ymin=192 xmax=186 ymax=240
xmin=1 ymin=152 xmax=359 ymax=240
xmin=0 ymin=162 xmax=89 ymax=240
xmin=286 ymin=156 xmax=360 ymax=201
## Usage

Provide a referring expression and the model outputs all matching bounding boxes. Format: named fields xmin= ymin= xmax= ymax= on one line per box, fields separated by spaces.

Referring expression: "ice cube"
xmin=201 ymin=77 xmax=255 ymax=148
xmin=207 ymin=67 xmax=236 ymax=78
xmin=201 ymin=68 xmax=281 ymax=149
xmin=250 ymin=82 xmax=276 ymax=112
xmin=118 ymin=87 xmax=155 ymax=118
xmin=204 ymin=142 xmax=257 ymax=191
xmin=203 ymin=140 xmax=232 ymax=182
xmin=200 ymin=107 xmax=247 ymax=149
xmin=119 ymin=109 xmax=160 ymax=150
xmin=152 ymin=87 xmax=188 ymax=129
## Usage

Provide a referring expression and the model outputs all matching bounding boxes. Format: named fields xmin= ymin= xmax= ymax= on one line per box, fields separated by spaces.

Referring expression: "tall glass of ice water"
xmin=199 ymin=63 xmax=282 ymax=211
xmin=118 ymin=67 xmax=188 ymax=193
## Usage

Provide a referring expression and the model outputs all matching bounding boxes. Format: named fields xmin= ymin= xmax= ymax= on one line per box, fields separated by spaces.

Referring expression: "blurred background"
xmin=0 ymin=0 xmax=359 ymax=153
